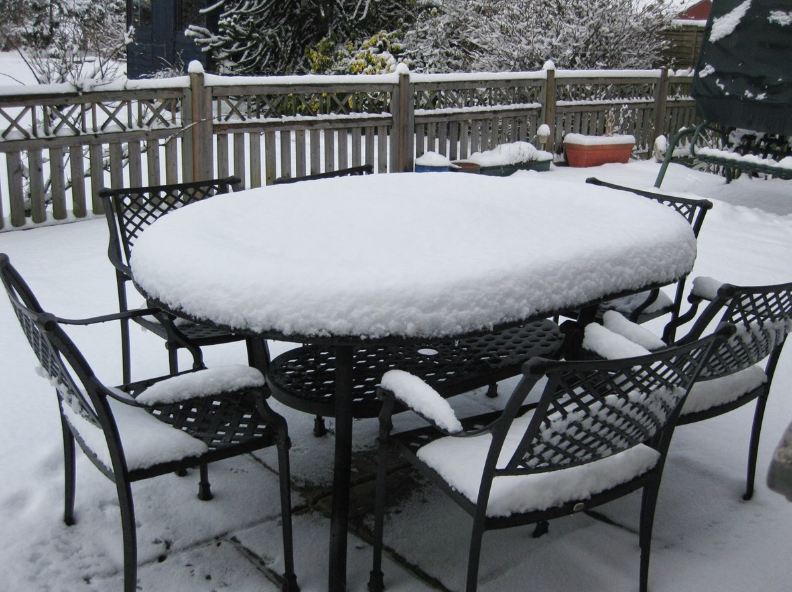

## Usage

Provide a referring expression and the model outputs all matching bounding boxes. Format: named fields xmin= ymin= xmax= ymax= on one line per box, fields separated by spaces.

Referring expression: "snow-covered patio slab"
xmin=1 ymin=160 xmax=791 ymax=591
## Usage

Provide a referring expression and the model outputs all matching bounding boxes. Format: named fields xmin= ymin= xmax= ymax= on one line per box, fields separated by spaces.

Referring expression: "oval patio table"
xmin=130 ymin=172 xmax=697 ymax=592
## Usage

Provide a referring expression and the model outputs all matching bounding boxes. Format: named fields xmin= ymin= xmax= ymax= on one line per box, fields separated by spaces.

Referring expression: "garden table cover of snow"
xmin=130 ymin=171 xmax=696 ymax=592
xmin=130 ymin=172 xmax=696 ymax=342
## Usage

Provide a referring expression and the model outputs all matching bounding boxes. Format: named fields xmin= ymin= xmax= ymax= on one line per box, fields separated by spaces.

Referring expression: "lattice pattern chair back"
xmin=585 ymin=177 xmax=712 ymax=238
xmin=100 ymin=176 xmax=240 ymax=264
xmin=584 ymin=177 xmax=713 ymax=341
xmin=499 ymin=335 xmax=719 ymax=476
xmin=682 ymin=282 xmax=792 ymax=379
xmin=0 ymin=254 xmax=100 ymax=428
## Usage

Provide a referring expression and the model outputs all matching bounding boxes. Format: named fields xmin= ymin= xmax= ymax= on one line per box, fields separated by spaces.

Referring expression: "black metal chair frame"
xmin=368 ymin=327 xmax=731 ymax=592
xmin=273 ymin=164 xmax=374 ymax=185
xmin=0 ymin=254 xmax=298 ymax=592
xmin=99 ymin=176 xmax=248 ymax=383
xmin=585 ymin=177 xmax=713 ymax=341
xmin=665 ymin=279 xmax=792 ymax=500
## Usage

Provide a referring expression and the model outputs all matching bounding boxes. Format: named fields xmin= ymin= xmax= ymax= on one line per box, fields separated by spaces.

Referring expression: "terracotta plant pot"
xmin=563 ymin=134 xmax=635 ymax=167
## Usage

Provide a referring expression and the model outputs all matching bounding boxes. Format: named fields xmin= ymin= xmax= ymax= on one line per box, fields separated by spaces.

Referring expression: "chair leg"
xmin=276 ymin=443 xmax=299 ymax=592
xmin=313 ymin=415 xmax=328 ymax=437
xmin=120 ymin=316 xmax=132 ymax=385
xmin=531 ymin=519 xmax=549 ymax=538
xmin=465 ymin=517 xmax=487 ymax=592
xmin=198 ymin=463 xmax=213 ymax=501
xmin=61 ymin=416 xmax=76 ymax=526
xmin=168 ymin=345 xmax=179 ymax=375
xmin=744 ymin=393 xmax=770 ymax=501
xmin=368 ymin=438 xmax=390 ymax=592
xmin=485 ymin=383 xmax=498 ymax=398
xmin=116 ymin=478 xmax=138 ymax=592
xmin=117 ymin=277 xmax=132 ymax=385
xmin=638 ymin=481 xmax=661 ymax=592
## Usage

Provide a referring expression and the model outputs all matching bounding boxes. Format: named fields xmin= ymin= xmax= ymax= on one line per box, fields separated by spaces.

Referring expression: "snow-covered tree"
xmin=187 ymin=0 xmax=418 ymax=75
xmin=399 ymin=0 xmax=501 ymax=73
xmin=402 ymin=0 xmax=676 ymax=73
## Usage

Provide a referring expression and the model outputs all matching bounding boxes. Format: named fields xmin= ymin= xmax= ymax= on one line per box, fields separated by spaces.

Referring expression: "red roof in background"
xmin=677 ymin=0 xmax=712 ymax=21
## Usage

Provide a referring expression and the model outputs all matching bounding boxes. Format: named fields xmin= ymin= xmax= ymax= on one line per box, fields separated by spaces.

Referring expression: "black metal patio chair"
xmin=273 ymin=164 xmax=373 ymax=185
xmin=368 ymin=325 xmax=731 ymax=592
xmin=99 ymin=176 xmax=249 ymax=383
xmin=583 ymin=278 xmax=792 ymax=500
xmin=583 ymin=177 xmax=713 ymax=342
xmin=0 ymin=254 xmax=298 ymax=592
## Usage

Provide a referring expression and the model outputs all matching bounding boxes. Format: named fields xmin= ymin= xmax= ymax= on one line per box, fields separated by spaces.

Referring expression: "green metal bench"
xmin=655 ymin=123 xmax=792 ymax=187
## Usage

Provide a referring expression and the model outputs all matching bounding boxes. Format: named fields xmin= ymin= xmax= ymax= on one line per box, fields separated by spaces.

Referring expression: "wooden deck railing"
xmin=0 ymin=66 xmax=696 ymax=230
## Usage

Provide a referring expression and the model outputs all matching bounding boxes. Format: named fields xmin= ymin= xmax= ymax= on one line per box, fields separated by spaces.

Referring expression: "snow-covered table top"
xmin=131 ymin=173 xmax=697 ymax=342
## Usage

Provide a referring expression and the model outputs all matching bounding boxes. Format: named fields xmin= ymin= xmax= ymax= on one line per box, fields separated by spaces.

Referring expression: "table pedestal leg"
xmin=329 ymin=345 xmax=354 ymax=592
xmin=246 ymin=336 xmax=270 ymax=372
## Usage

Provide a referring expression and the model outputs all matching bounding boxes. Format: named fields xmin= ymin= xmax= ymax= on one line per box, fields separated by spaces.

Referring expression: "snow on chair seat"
xmin=61 ymin=396 xmax=209 ymax=472
xmin=415 ymin=410 xmax=662 ymax=517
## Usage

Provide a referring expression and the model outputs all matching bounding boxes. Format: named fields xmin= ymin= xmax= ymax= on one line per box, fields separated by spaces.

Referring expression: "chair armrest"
xmin=379 ymin=370 xmax=463 ymax=434
xmin=108 ymin=255 xmax=133 ymax=280
xmin=675 ymin=279 xmax=739 ymax=344
xmin=582 ymin=322 xmax=653 ymax=360
xmin=690 ymin=276 xmax=729 ymax=302
xmin=54 ymin=307 xmax=165 ymax=326
xmin=601 ymin=311 xmax=667 ymax=350
xmin=55 ymin=307 xmax=206 ymax=369
xmin=135 ymin=365 xmax=265 ymax=406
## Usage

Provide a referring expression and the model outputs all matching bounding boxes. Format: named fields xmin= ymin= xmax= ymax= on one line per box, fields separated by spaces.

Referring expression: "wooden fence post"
xmin=651 ymin=68 xmax=670 ymax=159
xmin=391 ymin=66 xmax=414 ymax=173
xmin=186 ymin=61 xmax=214 ymax=182
xmin=542 ymin=63 xmax=557 ymax=154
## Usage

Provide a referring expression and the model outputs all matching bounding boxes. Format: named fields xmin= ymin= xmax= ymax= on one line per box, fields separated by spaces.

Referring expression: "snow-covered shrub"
xmin=306 ymin=29 xmax=409 ymax=74
xmin=4 ymin=0 xmax=129 ymax=85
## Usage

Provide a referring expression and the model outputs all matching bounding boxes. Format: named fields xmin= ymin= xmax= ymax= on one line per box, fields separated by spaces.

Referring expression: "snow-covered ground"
xmin=1 ymin=156 xmax=791 ymax=592
xmin=2 ymin=52 xmax=792 ymax=592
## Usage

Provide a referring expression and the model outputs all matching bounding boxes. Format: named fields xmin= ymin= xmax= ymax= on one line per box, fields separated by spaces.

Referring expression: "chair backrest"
xmin=273 ymin=164 xmax=373 ymax=185
xmin=585 ymin=177 xmax=713 ymax=237
xmin=487 ymin=328 xmax=729 ymax=480
xmin=0 ymin=254 xmax=102 ymax=429
xmin=681 ymin=281 xmax=792 ymax=380
xmin=99 ymin=176 xmax=240 ymax=268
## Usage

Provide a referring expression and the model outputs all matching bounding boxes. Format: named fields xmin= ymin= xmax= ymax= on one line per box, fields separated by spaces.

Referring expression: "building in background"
xmin=661 ymin=0 xmax=712 ymax=68
xmin=127 ymin=0 xmax=216 ymax=78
